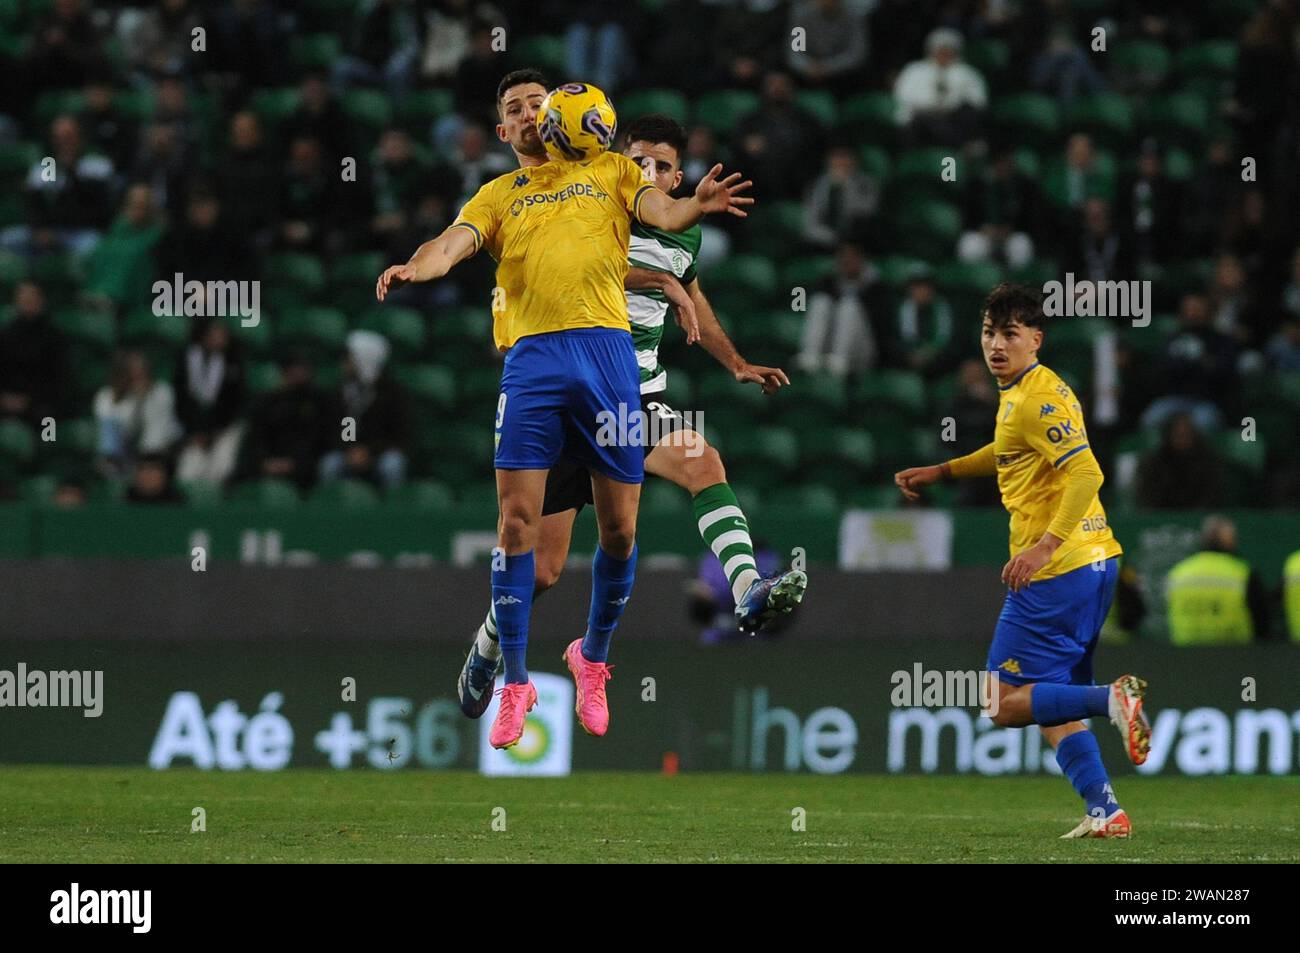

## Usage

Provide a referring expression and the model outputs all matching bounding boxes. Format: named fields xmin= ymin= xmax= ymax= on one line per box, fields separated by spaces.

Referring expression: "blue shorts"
xmin=987 ymin=557 xmax=1119 ymax=687
xmin=494 ymin=327 xmax=644 ymax=484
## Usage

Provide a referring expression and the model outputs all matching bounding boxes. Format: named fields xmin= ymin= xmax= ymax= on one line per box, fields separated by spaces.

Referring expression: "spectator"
xmin=796 ymin=242 xmax=885 ymax=376
xmin=158 ymin=187 xmax=256 ymax=283
xmin=118 ymin=0 xmax=205 ymax=81
xmin=891 ymin=265 xmax=956 ymax=378
xmin=217 ymin=111 xmax=278 ymax=245
xmin=892 ymin=28 xmax=987 ymax=147
xmin=1266 ymin=318 xmax=1300 ymax=372
xmin=93 ymin=350 xmax=182 ymax=476
xmin=733 ymin=71 xmax=824 ymax=200
xmin=371 ymin=129 xmax=453 ymax=245
xmin=1135 ymin=412 xmax=1224 ymax=509
xmin=79 ymin=78 xmax=138 ymax=171
xmin=421 ymin=0 xmax=494 ymax=81
xmin=126 ymin=453 xmax=186 ymax=504
xmin=1207 ymin=252 xmax=1259 ymax=348
xmin=1140 ymin=293 xmax=1236 ymax=433
xmin=279 ymin=136 xmax=345 ymax=254
xmin=331 ymin=0 xmax=425 ymax=104
xmin=1183 ymin=136 xmax=1240 ymax=256
xmin=130 ymin=122 xmax=189 ymax=214
xmin=1046 ymin=133 xmax=1110 ymax=225
xmin=563 ymin=2 xmax=635 ymax=93
xmin=281 ymin=72 xmax=353 ymax=163
xmin=1068 ymin=198 xmax=1132 ymax=284
xmin=1282 ymin=246 xmax=1300 ymax=319
xmin=448 ymin=123 xmax=512 ymax=205
xmin=208 ymin=0 xmax=288 ymax=94
xmin=1 ymin=115 xmax=115 ymax=260
xmin=83 ymin=184 xmax=165 ymax=313
xmin=1030 ymin=20 xmax=1105 ymax=106
xmin=786 ymin=0 xmax=869 ymax=94
xmin=240 ymin=353 xmax=335 ymax=490
xmin=52 ymin=477 xmax=88 ymax=508
xmin=319 ymin=331 xmax=408 ymax=489
xmin=0 ymin=281 xmax=68 ymax=426
xmin=802 ymin=144 xmax=879 ymax=250
xmin=1166 ymin=515 xmax=1271 ymax=644
xmin=22 ymin=0 xmax=106 ymax=95
xmin=958 ymin=144 xmax=1039 ymax=269
xmin=1116 ymin=139 xmax=1182 ymax=268
xmin=944 ymin=358 xmax=1001 ymax=506
xmin=712 ymin=0 xmax=790 ymax=89
xmin=175 ymin=318 xmax=246 ymax=487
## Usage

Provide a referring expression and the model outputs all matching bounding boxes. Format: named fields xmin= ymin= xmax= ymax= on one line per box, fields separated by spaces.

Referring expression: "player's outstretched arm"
xmin=375 ymin=224 xmax=478 ymax=302
xmin=637 ymin=163 xmax=754 ymax=233
xmin=688 ymin=278 xmax=788 ymax=394
xmin=626 ymin=267 xmax=699 ymax=344
xmin=895 ymin=442 xmax=996 ymax=501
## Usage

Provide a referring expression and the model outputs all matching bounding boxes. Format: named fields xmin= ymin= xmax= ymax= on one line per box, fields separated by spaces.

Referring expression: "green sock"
xmin=693 ymin=482 xmax=761 ymax=603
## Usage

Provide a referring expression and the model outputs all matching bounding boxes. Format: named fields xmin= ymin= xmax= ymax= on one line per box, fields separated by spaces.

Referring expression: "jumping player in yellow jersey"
xmin=894 ymin=283 xmax=1152 ymax=839
xmin=375 ymin=70 xmax=754 ymax=749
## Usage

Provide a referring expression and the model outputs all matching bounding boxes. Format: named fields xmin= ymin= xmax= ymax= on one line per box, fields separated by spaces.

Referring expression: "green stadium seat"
xmin=0 ymin=418 xmax=35 ymax=465
xmin=456 ymin=481 xmax=501 ymax=509
xmin=1012 ymin=147 xmax=1041 ymax=178
xmin=310 ymin=479 xmax=380 ymax=510
xmin=892 ymin=148 xmax=954 ymax=186
xmin=122 ymin=309 xmax=188 ymax=355
xmin=251 ymin=87 xmax=302 ymax=127
xmin=53 ymin=308 xmax=115 ymax=352
xmin=177 ymin=478 xmax=223 ymax=508
xmin=510 ymin=34 xmax=566 ymax=73
xmin=22 ymin=474 xmax=57 ymax=505
xmin=392 ymin=363 xmax=456 ymax=412
xmin=342 ymin=89 xmax=393 ymax=130
xmin=993 ymin=93 xmax=1060 ymax=140
xmin=858 ymin=145 xmax=891 ymax=185
xmin=1174 ymin=40 xmax=1237 ymax=78
xmin=640 ymin=478 xmax=689 ymax=516
xmin=1010 ymin=258 xmax=1059 ymax=289
xmin=222 ymin=312 xmax=274 ymax=358
xmin=432 ymin=307 xmax=492 ymax=347
xmin=794 ymin=373 xmax=849 ymax=419
xmin=34 ymin=90 xmax=84 ymax=127
xmin=0 ymin=141 xmax=38 ymax=181
xmin=856 ymin=370 xmax=926 ymax=418
xmin=1142 ymin=94 xmax=1212 ymax=148
xmin=1274 ymin=372 xmax=1300 ymax=413
xmin=619 ymin=88 xmax=689 ymax=124
xmin=795 ymin=90 xmax=838 ymax=128
xmin=781 ymin=255 xmax=835 ymax=290
xmin=718 ymin=426 xmax=799 ymax=480
xmin=798 ymin=428 xmax=875 ymax=493
xmin=277 ymin=307 xmax=348 ymax=359
xmin=1111 ymin=39 xmax=1172 ymax=89
xmin=734 ymin=310 xmax=803 ymax=366
xmin=265 ymin=252 xmax=326 ymax=305
xmin=397 ymin=89 xmax=454 ymax=130
xmin=300 ymin=0 xmax=361 ymax=30
xmin=1066 ymin=93 xmax=1134 ymax=148
xmin=844 ymin=484 xmax=903 ymax=510
xmin=229 ymin=478 xmax=300 ymax=508
xmin=692 ymin=89 xmax=760 ymax=135
xmin=357 ymin=306 xmax=426 ymax=360
xmin=965 ymin=37 xmax=1010 ymax=82
xmin=934 ymin=261 xmax=1005 ymax=298
xmin=458 ymin=366 xmax=502 ymax=406
xmin=387 ymin=479 xmax=454 ymax=510
xmin=790 ymin=484 xmax=840 ymax=517
xmin=840 ymin=91 xmax=897 ymax=146
xmin=743 ymin=200 xmax=805 ymax=259
xmin=1163 ymin=148 xmax=1195 ymax=182
xmin=874 ymin=255 xmax=927 ymax=289
xmin=246 ymin=361 xmax=283 ymax=394
xmin=290 ymin=33 xmax=342 ymax=71
xmin=696 ymin=372 xmax=768 ymax=415
xmin=704 ymin=254 xmax=778 ymax=299
xmin=0 ymin=249 xmax=26 ymax=291
xmin=890 ymin=200 xmax=961 ymax=262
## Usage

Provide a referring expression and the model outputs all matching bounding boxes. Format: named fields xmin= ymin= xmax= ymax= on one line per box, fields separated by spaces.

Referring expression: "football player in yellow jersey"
xmin=375 ymin=70 xmax=753 ymax=749
xmin=895 ymin=283 xmax=1152 ymax=839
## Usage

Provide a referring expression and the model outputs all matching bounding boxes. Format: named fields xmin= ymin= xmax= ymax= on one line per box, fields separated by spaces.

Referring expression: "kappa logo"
xmin=512 ymin=173 xmax=529 ymax=189
xmin=1039 ymin=403 xmax=1057 ymax=418
xmin=495 ymin=595 xmax=522 ymax=606
xmin=997 ymin=658 xmax=1022 ymax=675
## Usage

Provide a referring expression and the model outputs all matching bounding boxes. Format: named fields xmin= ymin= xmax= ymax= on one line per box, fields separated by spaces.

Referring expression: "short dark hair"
xmin=982 ymin=282 xmax=1044 ymax=330
xmin=623 ymin=114 xmax=687 ymax=161
xmin=496 ymin=69 xmax=549 ymax=115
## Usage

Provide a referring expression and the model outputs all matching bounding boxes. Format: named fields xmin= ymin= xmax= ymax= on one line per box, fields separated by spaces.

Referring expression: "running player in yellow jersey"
xmin=894 ymin=283 xmax=1152 ymax=839
xmin=375 ymin=70 xmax=753 ymax=749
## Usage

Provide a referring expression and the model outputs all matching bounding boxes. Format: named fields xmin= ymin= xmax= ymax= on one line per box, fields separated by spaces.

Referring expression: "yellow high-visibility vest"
xmin=1166 ymin=551 xmax=1253 ymax=646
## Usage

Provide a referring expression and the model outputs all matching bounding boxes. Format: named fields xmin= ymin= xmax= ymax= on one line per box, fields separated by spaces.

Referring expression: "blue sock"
xmin=581 ymin=544 xmax=637 ymax=664
xmin=1055 ymin=731 xmax=1120 ymax=817
xmin=492 ymin=551 xmax=535 ymax=684
xmin=1030 ymin=683 xmax=1110 ymax=726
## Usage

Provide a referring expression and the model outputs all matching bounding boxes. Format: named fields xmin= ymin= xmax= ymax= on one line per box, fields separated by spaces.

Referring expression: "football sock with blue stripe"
xmin=693 ymin=483 xmax=760 ymax=603
xmin=1030 ymin=683 xmax=1110 ymax=726
xmin=581 ymin=544 xmax=637 ymax=663
xmin=491 ymin=551 xmax=535 ymax=684
xmin=1055 ymin=730 xmax=1120 ymax=816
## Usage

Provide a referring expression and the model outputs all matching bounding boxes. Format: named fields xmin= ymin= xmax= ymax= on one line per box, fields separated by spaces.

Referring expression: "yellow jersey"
xmin=451 ymin=151 xmax=659 ymax=351
xmin=992 ymin=362 xmax=1122 ymax=579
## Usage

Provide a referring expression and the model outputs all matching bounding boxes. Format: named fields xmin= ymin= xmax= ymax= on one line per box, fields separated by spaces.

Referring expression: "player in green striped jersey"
xmin=458 ymin=114 xmax=807 ymax=718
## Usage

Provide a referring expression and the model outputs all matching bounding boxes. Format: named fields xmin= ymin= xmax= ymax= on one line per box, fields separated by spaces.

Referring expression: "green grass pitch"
xmin=2 ymin=767 xmax=1296 ymax=863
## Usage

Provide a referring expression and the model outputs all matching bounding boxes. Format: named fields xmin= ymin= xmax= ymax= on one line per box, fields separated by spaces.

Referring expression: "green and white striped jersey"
xmin=627 ymin=220 xmax=701 ymax=394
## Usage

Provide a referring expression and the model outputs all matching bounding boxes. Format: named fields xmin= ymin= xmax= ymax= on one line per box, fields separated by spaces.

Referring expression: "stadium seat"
xmin=458 ymin=366 xmax=502 ymax=407
xmin=964 ymin=37 xmax=1010 ymax=85
xmin=1141 ymin=94 xmax=1212 ymax=148
xmin=1174 ymin=39 xmax=1237 ymax=78
xmin=397 ymin=89 xmax=454 ymax=132
xmin=856 ymin=370 xmax=926 ymax=419
xmin=22 ymin=474 xmax=57 ymax=506
xmin=455 ymin=481 xmax=501 ymax=509
xmin=798 ymin=428 xmax=875 ymax=493
xmin=743 ymin=200 xmax=805 ymax=259
xmin=264 ymin=252 xmax=326 ymax=307
xmin=251 ymin=87 xmax=302 ymax=127
xmin=1009 ymin=257 xmax=1059 ymax=289
xmin=0 ymin=249 xmax=26 ymax=292
xmin=890 ymin=200 xmax=961 ymax=262
xmin=992 ymin=93 xmax=1060 ymax=140
xmin=0 ymin=418 xmax=35 ymax=466
xmin=793 ymin=373 xmax=849 ymax=420
xmin=330 ymin=251 xmax=387 ymax=312
xmin=431 ymin=307 xmax=492 ymax=347
xmin=246 ymin=361 xmax=283 ymax=395
xmin=277 ymin=307 xmax=348 ymax=361
xmin=790 ymin=483 xmax=840 ymax=517
xmin=934 ymin=261 xmax=1005 ymax=298
xmin=734 ymin=310 xmax=803 ymax=367
xmin=223 ymin=312 xmax=274 ymax=358
xmin=387 ymin=479 xmax=454 ymax=510
xmin=619 ymin=88 xmax=689 ymax=124
xmin=892 ymin=148 xmax=955 ymax=187
xmin=509 ymin=34 xmax=566 ymax=73
xmin=122 ymin=309 xmax=188 ymax=361
xmin=718 ymin=426 xmax=799 ymax=486
xmin=857 ymin=145 xmax=891 ymax=186
xmin=696 ymin=372 xmax=768 ymax=415
xmin=704 ymin=254 xmax=778 ymax=299
xmin=229 ymin=478 xmax=300 ymax=509
xmin=844 ymin=483 xmax=903 ymax=510
xmin=357 ymin=306 xmax=425 ymax=361
xmin=310 ymin=479 xmax=380 ymax=510
xmin=840 ymin=92 xmax=898 ymax=147
xmin=795 ymin=90 xmax=838 ymax=128
xmin=177 ymin=478 xmax=223 ymax=508
xmin=874 ymin=255 xmax=928 ymax=290
xmin=1111 ymin=39 xmax=1172 ymax=90
xmin=342 ymin=89 xmax=393 ymax=130
xmin=692 ymin=89 xmax=760 ymax=135
xmin=53 ymin=308 xmax=115 ymax=353
xmin=300 ymin=0 xmax=361 ymax=30
xmin=392 ymin=363 xmax=456 ymax=412
xmin=1066 ymin=93 xmax=1134 ymax=149
xmin=290 ymin=33 xmax=342 ymax=71
xmin=781 ymin=255 xmax=835 ymax=290
xmin=641 ymin=479 xmax=689 ymax=517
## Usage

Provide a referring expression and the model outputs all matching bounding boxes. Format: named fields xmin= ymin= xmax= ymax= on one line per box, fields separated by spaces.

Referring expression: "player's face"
xmin=981 ymin=318 xmax=1041 ymax=382
xmin=497 ymin=82 xmax=548 ymax=159
xmin=625 ymin=141 xmax=683 ymax=194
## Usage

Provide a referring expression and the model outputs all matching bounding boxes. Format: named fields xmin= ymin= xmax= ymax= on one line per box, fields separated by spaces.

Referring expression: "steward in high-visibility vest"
xmin=1165 ymin=516 xmax=1269 ymax=645
xmin=1284 ymin=549 xmax=1300 ymax=642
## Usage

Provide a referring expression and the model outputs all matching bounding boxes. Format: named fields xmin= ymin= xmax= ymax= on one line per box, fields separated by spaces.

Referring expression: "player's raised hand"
xmin=375 ymin=264 xmax=414 ymax=302
xmin=894 ymin=465 xmax=943 ymax=502
xmin=695 ymin=164 xmax=754 ymax=217
xmin=734 ymin=362 xmax=789 ymax=395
